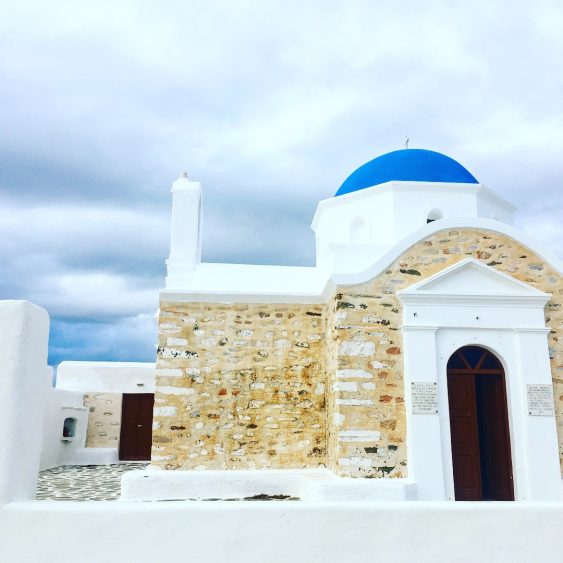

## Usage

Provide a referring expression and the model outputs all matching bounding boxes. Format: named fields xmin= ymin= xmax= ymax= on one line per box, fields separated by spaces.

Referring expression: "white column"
xmin=165 ymin=172 xmax=202 ymax=289
xmin=0 ymin=301 xmax=50 ymax=504
xmin=514 ymin=328 xmax=562 ymax=500
xmin=402 ymin=326 xmax=446 ymax=500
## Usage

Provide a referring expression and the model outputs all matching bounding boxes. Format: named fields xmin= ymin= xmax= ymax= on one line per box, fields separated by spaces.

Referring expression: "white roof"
xmin=162 ymin=218 xmax=563 ymax=303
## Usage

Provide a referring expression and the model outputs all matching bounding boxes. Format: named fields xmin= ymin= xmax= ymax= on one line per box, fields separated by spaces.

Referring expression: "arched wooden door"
xmin=447 ymin=346 xmax=514 ymax=501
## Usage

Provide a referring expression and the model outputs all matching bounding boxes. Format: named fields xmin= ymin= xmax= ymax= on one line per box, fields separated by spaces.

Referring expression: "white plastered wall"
xmin=40 ymin=388 xmax=88 ymax=470
xmin=312 ymin=182 xmax=515 ymax=274
xmin=2 ymin=501 xmax=563 ymax=563
xmin=56 ymin=361 xmax=155 ymax=393
xmin=52 ymin=361 xmax=156 ymax=464
xmin=0 ymin=301 xmax=49 ymax=503
xmin=398 ymin=259 xmax=562 ymax=501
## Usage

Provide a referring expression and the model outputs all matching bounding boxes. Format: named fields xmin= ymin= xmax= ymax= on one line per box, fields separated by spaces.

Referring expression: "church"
xmin=134 ymin=148 xmax=562 ymax=502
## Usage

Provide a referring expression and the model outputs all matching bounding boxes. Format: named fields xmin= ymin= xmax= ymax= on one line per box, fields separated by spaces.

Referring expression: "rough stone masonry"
xmin=152 ymin=228 xmax=563 ymax=477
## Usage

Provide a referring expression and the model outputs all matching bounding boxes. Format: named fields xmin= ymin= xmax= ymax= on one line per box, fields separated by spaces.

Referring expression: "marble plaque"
xmin=527 ymin=384 xmax=555 ymax=416
xmin=411 ymin=382 xmax=438 ymax=414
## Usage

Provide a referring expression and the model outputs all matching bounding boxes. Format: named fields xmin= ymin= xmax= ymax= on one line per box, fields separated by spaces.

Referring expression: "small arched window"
xmin=427 ymin=209 xmax=443 ymax=223
xmin=350 ymin=216 xmax=369 ymax=243
xmin=62 ymin=417 xmax=77 ymax=438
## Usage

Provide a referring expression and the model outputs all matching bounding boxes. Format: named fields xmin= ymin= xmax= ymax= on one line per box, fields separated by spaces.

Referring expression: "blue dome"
xmin=336 ymin=149 xmax=478 ymax=197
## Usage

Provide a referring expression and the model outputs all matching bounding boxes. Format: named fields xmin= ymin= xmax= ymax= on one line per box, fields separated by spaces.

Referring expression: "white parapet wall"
xmin=0 ymin=301 xmax=50 ymax=504
xmin=121 ymin=468 xmax=417 ymax=501
xmin=1 ymin=501 xmax=563 ymax=563
xmin=56 ymin=361 xmax=156 ymax=393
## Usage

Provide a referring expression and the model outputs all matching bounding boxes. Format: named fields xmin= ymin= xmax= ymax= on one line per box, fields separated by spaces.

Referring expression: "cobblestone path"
xmin=36 ymin=463 xmax=147 ymax=501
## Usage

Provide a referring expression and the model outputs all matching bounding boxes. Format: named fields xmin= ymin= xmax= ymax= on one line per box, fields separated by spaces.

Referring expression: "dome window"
xmin=427 ymin=209 xmax=443 ymax=223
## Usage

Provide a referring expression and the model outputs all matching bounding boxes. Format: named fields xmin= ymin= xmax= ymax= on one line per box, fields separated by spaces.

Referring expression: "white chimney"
xmin=165 ymin=172 xmax=202 ymax=288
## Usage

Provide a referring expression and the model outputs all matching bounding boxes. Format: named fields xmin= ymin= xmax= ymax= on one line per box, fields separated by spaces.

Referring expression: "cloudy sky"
xmin=1 ymin=1 xmax=562 ymax=365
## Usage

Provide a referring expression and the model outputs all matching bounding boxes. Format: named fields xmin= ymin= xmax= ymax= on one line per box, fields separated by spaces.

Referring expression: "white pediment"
xmin=398 ymin=258 xmax=550 ymax=301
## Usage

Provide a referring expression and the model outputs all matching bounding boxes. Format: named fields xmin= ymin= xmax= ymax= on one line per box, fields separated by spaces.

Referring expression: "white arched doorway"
xmin=446 ymin=346 xmax=514 ymax=501
xmin=398 ymin=258 xmax=560 ymax=501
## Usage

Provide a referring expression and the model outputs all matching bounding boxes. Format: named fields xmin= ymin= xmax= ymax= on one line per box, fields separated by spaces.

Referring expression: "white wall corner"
xmin=0 ymin=301 xmax=50 ymax=504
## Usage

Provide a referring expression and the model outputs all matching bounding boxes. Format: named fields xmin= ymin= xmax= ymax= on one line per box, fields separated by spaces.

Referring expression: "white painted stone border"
xmin=121 ymin=468 xmax=415 ymax=502
xmin=161 ymin=218 xmax=563 ymax=303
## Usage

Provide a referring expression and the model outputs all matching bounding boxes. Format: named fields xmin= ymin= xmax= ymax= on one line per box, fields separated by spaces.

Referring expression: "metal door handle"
xmin=137 ymin=424 xmax=143 ymax=428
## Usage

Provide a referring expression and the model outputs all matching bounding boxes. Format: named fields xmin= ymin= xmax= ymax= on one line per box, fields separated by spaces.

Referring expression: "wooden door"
xmin=119 ymin=393 xmax=154 ymax=461
xmin=447 ymin=347 xmax=514 ymax=501
xmin=475 ymin=375 xmax=514 ymax=500
xmin=447 ymin=372 xmax=482 ymax=500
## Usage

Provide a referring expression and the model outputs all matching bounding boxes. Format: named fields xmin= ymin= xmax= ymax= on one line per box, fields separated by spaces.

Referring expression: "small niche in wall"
xmin=427 ymin=209 xmax=443 ymax=223
xmin=62 ymin=417 xmax=77 ymax=440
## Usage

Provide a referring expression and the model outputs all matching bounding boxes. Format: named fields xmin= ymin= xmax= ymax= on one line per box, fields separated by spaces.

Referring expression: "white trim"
xmin=399 ymin=295 xmax=549 ymax=307
xmin=56 ymin=361 xmax=156 ymax=394
xmin=402 ymin=325 xmax=552 ymax=333
xmin=398 ymin=258 xmax=550 ymax=297
xmin=160 ymin=288 xmax=332 ymax=304
xmin=513 ymin=327 xmax=552 ymax=334
xmin=334 ymin=217 xmax=563 ymax=286
xmin=311 ymin=182 xmax=516 ymax=230
xmin=160 ymin=218 xmax=563 ymax=303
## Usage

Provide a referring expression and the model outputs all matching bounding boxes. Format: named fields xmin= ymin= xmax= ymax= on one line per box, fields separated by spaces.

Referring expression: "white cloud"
xmin=31 ymin=271 xmax=157 ymax=319
xmin=0 ymin=0 xmax=561 ymax=363
xmin=0 ymin=198 xmax=164 ymax=320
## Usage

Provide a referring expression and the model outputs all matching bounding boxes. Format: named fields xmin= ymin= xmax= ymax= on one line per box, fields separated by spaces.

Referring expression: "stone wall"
xmin=331 ymin=287 xmax=407 ymax=478
xmin=325 ymin=296 xmax=339 ymax=474
xmin=152 ymin=302 xmax=328 ymax=470
xmin=83 ymin=393 xmax=122 ymax=448
xmin=331 ymin=227 xmax=562 ymax=476
xmin=154 ymin=228 xmax=563 ymax=476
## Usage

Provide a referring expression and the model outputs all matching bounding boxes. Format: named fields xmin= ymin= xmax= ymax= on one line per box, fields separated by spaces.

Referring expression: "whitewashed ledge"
xmin=4 ymin=501 xmax=563 ymax=563
xmin=120 ymin=468 xmax=416 ymax=502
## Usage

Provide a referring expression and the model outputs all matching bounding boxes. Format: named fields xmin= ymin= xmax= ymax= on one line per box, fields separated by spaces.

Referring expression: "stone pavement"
xmin=36 ymin=463 xmax=299 ymax=501
xmin=36 ymin=463 xmax=147 ymax=501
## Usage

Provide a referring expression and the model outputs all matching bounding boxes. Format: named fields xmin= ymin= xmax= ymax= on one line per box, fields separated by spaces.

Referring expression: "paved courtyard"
xmin=36 ymin=464 xmax=299 ymax=501
xmin=36 ymin=463 xmax=147 ymax=501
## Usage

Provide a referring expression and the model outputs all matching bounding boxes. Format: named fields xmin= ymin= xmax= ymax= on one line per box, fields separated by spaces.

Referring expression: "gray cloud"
xmin=0 ymin=0 xmax=561 ymax=364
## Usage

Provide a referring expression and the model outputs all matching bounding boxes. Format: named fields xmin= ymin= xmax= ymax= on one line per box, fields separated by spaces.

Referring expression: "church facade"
xmin=150 ymin=149 xmax=562 ymax=501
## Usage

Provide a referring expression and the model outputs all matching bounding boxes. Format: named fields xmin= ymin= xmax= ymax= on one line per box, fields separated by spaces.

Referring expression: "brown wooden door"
xmin=119 ymin=393 xmax=154 ymax=461
xmin=475 ymin=375 xmax=514 ymax=500
xmin=447 ymin=347 xmax=514 ymax=501
xmin=447 ymin=373 xmax=482 ymax=500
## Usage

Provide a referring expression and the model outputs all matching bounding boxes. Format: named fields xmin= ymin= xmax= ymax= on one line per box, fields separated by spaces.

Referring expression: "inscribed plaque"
xmin=411 ymin=382 xmax=438 ymax=414
xmin=527 ymin=384 xmax=555 ymax=416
